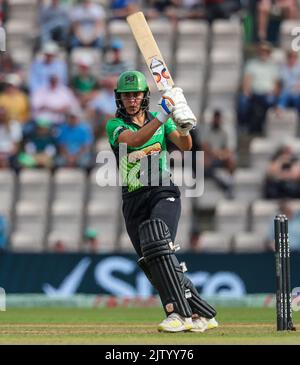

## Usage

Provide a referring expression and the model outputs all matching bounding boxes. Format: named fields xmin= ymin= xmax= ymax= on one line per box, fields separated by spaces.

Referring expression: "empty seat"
xmin=233 ymin=168 xmax=263 ymax=202
xmin=53 ymin=168 xmax=86 ymax=208
xmin=250 ymin=138 xmax=277 ymax=170
xmin=197 ymin=178 xmax=226 ymax=209
xmin=50 ymin=201 xmax=83 ymax=247
xmin=147 ymin=18 xmax=174 ymax=64
xmin=212 ymin=19 xmax=242 ymax=49
xmin=206 ymin=78 xmax=238 ymax=110
xmin=18 ymin=169 xmax=51 ymax=206
xmin=86 ymin=208 xmax=117 ymax=251
xmin=10 ymin=231 xmax=44 ymax=252
xmin=215 ymin=200 xmax=248 ymax=233
xmin=12 ymin=201 xmax=47 ymax=250
xmin=177 ymin=20 xmax=208 ymax=56
xmin=198 ymin=231 xmax=232 ymax=252
xmin=233 ymin=232 xmax=266 ymax=253
xmin=0 ymin=169 xmax=16 ymax=217
xmin=89 ymin=168 xmax=120 ymax=215
xmin=251 ymin=200 xmax=278 ymax=235
xmin=265 ymin=108 xmax=298 ymax=140
xmin=47 ymin=230 xmax=81 ymax=252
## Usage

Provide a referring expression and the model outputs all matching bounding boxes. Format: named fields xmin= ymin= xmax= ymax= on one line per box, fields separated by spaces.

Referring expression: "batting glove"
xmin=156 ymin=87 xmax=187 ymax=124
xmin=172 ymin=104 xmax=196 ymax=136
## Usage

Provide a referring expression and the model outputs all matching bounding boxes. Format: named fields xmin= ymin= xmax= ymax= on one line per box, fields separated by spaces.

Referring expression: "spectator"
xmin=264 ymin=145 xmax=300 ymax=199
xmin=238 ymin=41 xmax=280 ymax=134
xmin=69 ymin=0 xmax=106 ymax=50
xmin=0 ymin=214 xmax=8 ymax=252
xmin=0 ymin=54 xmax=25 ymax=92
xmin=277 ymin=50 xmax=300 ymax=114
xmin=0 ymin=107 xmax=21 ymax=169
xmin=101 ymin=38 xmax=133 ymax=78
xmin=31 ymin=74 xmax=79 ymax=125
xmin=56 ymin=108 xmax=93 ymax=169
xmin=257 ymin=0 xmax=298 ymax=43
xmin=83 ymin=228 xmax=100 ymax=253
xmin=87 ymin=75 xmax=117 ymax=139
xmin=203 ymin=0 xmax=242 ymax=23
xmin=201 ymin=110 xmax=236 ymax=198
xmin=146 ymin=0 xmax=181 ymax=23
xmin=109 ymin=0 xmax=139 ymax=19
xmin=0 ymin=74 xmax=29 ymax=124
xmin=29 ymin=42 xmax=68 ymax=94
xmin=265 ymin=199 xmax=300 ymax=251
xmin=18 ymin=118 xmax=57 ymax=169
xmin=71 ymin=54 xmax=97 ymax=106
xmin=0 ymin=0 xmax=9 ymax=26
xmin=38 ymin=0 xmax=70 ymax=46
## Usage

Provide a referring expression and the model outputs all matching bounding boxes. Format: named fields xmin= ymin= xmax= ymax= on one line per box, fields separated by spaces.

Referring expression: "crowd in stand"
xmin=0 ymin=0 xmax=300 ymax=252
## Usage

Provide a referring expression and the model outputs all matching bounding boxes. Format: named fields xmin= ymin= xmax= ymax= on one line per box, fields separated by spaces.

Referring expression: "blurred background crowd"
xmin=0 ymin=0 xmax=300 ymax=255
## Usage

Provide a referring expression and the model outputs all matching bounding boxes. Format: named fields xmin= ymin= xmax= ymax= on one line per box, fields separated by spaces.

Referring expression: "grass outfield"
xmin=0 ymin=307 xmax=299 ymax=344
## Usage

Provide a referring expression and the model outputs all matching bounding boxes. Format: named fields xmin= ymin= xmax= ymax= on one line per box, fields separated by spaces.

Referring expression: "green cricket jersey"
xmin=106 ymin=111 xmax=177 ymax=196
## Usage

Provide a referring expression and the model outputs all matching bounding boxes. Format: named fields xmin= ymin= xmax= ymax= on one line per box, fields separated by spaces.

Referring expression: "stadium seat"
xmin=215 ymin=200 xmax=249 ymax=234
xmin=251 ymin=200 xmax=279 ymax=236
xmin=86 ymin=208 xmax=118 ymax=251
xmin=10 ymin=231 xmax=44 ymax=252
xmin=177 ymin=20 xmax=208 ymax=56
xmin=250 ymin=138 xmax=277 ymax=171
xmin=196 ymin=178 xmax=226 ymax=209
xmin=147 ymin=18 xmax=174 ymax=64
xmin=233 ymin=168 xmax=263 ymax=203
xmin=206 ymin=78 xmax=238 ymax=110
xmin=50 ymin=201 xmax=83 ymax=250
xmin=198 ymin=231 xmax=232 ymax=253
xmin=53 ymin=168 xmax=86 ymax=208
xmin=265 ymin=108 xmax=298 ymax=140
xmin=13 ymin=201 xmax=47 ymax=250
xmin=18 ymin=169 xmax=51 ymax=207
xmin=47 ymin=230 xmax=81 ymax=252
xmin=211 ymin=19 xmax=242 ymax=49
xmin=233 ymin=232 xmax=266 ymax=253
xmin=0 ymin=169 xmax=16 ymax=219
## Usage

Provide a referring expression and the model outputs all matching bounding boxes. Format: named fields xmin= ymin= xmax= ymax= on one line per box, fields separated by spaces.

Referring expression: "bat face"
xmin=127 ymin=12 xmax=174 ymax=92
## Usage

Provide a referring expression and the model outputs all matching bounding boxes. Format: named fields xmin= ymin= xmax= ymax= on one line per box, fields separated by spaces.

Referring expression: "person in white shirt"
xmin=0 ymin=107 xmax=22 ymax=168
xmin=69 ymin=0 xmax=106 ymax=50
xmin=238 ymin=41 xmax=280 ymax=133
xmin=31 ymin=74 xmax=80 ymax=125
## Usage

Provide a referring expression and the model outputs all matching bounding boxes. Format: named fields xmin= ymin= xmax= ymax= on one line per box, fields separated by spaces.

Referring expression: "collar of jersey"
xmin=124 ymin=111 xmax=156 ymax=128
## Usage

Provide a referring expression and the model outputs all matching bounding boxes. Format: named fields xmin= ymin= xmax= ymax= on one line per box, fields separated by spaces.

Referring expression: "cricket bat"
xmin=126 ymin=11 xmax=174 ymax=92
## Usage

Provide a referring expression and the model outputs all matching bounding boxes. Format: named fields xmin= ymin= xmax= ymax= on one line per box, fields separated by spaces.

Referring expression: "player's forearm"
xmin=176 ymin=134 xmax=192 ymax=151
xmin=119 ymin=118 xmax=162 ymax=147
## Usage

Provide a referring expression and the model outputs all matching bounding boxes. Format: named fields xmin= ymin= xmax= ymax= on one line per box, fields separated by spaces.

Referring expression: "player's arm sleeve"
xmin=164 ymin=117 xmax=177 ymax=136
xmin=106 ymin=119 xmax=127 ymax=147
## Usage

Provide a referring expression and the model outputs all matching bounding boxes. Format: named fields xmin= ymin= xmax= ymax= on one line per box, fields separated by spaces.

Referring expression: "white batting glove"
xmin=172 ymin=104 xmax=196 ymax=135
xmin=156 ymin=87 xmax=187 ymax=124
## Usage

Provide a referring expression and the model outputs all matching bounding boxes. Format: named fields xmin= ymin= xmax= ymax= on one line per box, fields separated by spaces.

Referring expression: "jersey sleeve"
xmin=164 ymin=117 xmax=177 ymax=135
xmin=106 ymin=118 xmax=127 ymax=147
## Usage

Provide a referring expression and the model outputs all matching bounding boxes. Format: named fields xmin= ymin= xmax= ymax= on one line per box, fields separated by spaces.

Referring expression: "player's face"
xmin=121 ymin=92 xmax=144 ymax=115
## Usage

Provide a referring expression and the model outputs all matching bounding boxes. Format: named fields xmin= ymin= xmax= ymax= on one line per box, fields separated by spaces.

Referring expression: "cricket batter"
xmin=106 ymin=70 xmax=218 ymax=333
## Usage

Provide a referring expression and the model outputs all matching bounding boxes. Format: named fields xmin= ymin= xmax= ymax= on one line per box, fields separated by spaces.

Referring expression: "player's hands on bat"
xmin=157 ymin=87 xmax=187 ymax=123
xmin=172 ymin=103 xmax=196 ymax=136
